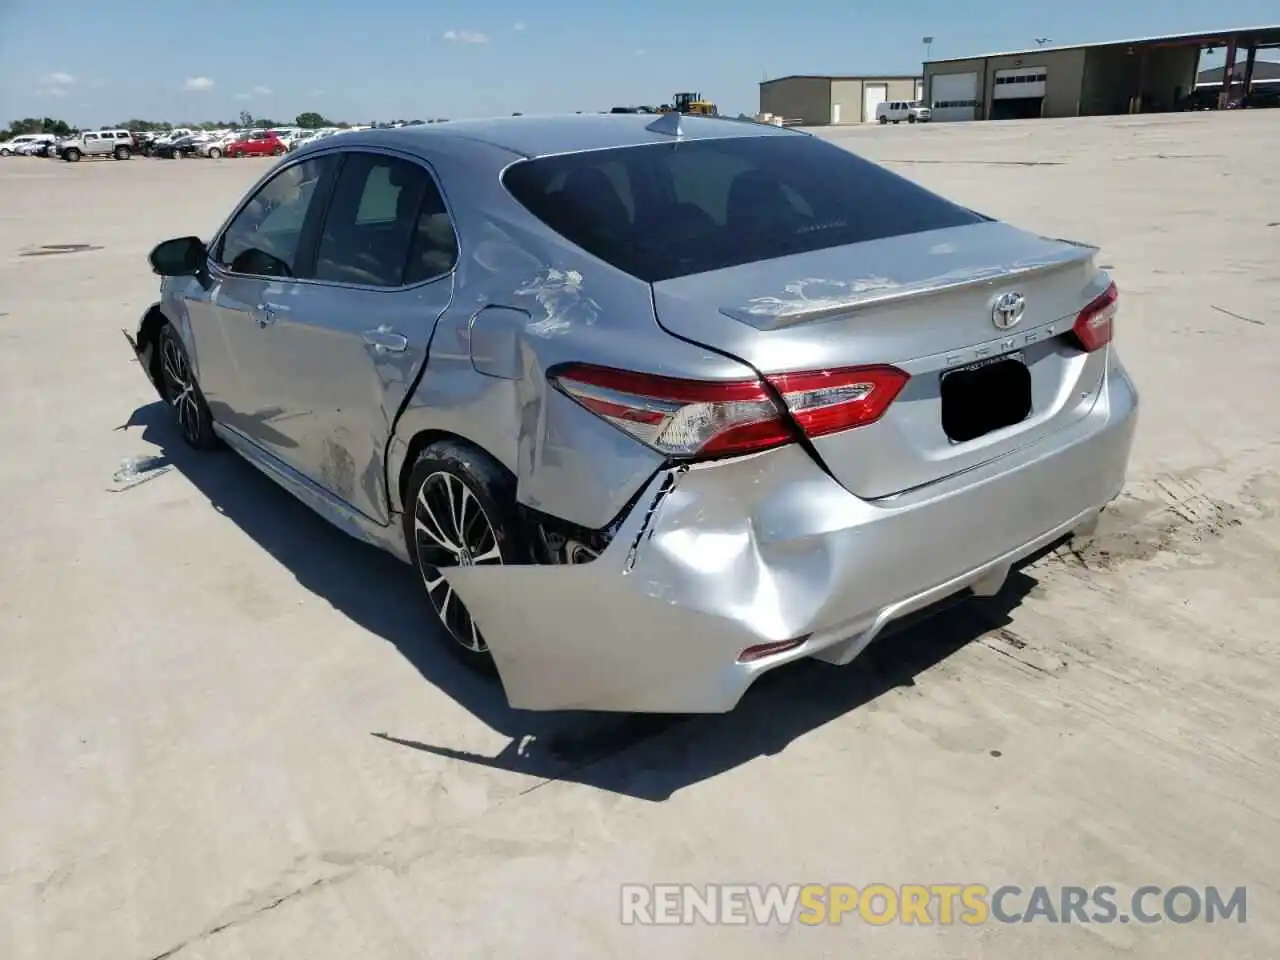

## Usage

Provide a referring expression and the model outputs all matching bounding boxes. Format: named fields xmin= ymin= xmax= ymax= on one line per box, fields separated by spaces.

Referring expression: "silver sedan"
xmin=128 ymin=113 xmax=1138 ymax=712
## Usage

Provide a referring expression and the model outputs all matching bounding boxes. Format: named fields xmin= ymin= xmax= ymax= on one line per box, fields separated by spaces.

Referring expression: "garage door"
xmin=993 ymin=67 xmax=1046 ymax=99
xmin=863 ymin=83 xmax=887 ymax=122
xmin=991 ymin=67 xmax=1046 ymax=119
xmin=930 ymin=72 xmax=978 ymax=121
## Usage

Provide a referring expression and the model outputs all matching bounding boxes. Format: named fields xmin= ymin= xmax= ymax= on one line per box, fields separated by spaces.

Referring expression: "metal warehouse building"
xmin=759 ymin=75 xmax=924 ymax=125
xmin=923 ymin=24 xmax=1280 ymax=120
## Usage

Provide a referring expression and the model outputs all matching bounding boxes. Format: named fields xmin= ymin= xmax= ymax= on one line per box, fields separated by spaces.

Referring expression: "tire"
xmin=271 ymin=146 xmax=284 ymax=156
xmin=157 ymin=324 xmax=219 ymax=450
xmin=114 ymin=145 xmax=131 ymax=160
xmin=233 ymin=149 xmax=245 ymax=158
xmin=172 ymin=149 xmax=183 ymax=159
xmin=208 ymin=147 xmax=222 ymax=159
xmin=0 ymin=148 xmax=11 ymax=157
xmin=908 ymin=115 xmax=916 ymax=123
xmin=878 ymin=116 xmax=888 ymax=124
xmin=401 ymin=440 xmax=526 ymax=674
xmin=63 ymin=148 xmax=81 ymax=162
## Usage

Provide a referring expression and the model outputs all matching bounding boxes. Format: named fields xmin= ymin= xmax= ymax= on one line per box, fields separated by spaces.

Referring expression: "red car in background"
xmin=225 ymin=131 xmax=287 ymax=158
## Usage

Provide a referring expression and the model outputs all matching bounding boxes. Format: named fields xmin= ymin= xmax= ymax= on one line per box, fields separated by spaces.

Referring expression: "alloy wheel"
xmin=160 ymin=335 xmax=202 ymax=443
xmin=413 ymin=471 xmax=503 ymax=653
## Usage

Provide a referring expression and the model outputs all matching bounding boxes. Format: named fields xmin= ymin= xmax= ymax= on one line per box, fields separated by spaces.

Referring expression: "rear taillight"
xmin=1071 ymin=282 xmax=1118 ymax=352
xmin=768 ymin=365 xmax=909 ymax=439
xmin=550 ymin=363 xmax=909 ymax=460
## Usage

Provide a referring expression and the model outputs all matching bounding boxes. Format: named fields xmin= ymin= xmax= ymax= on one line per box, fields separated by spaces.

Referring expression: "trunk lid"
xmin=650 ymin=220 xmax=1111 ymax=499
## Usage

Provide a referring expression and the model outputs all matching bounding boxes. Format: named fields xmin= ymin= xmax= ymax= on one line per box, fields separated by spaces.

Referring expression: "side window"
xmin=314 ymin=152 xmax=457 ymax=287
xmin=354 ymin=163 xmax=400 ymax=223
xmin=84 ymin=133 xmax=98 ymax=141
xmin=215 ymin=156 xmax=331 ymax=278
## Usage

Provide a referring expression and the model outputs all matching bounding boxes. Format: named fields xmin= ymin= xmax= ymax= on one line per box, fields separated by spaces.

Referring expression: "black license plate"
xmin=940 ymin=352 xmax=1032 ymax=443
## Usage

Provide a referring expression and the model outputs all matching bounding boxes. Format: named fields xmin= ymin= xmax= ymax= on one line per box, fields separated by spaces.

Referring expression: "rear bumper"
xmin=443 ymin=354 xmax=1139 ymax=713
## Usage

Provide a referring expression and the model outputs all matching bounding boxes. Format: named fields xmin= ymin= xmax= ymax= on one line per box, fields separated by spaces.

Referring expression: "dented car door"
xmin=258 ymin=150 xmax=459 ymax=524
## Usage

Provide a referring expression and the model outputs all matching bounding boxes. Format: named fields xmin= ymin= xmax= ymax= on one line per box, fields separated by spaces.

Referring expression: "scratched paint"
xmin=742 ymin=276 xmax=901 ymax=318
xmin=516 ymin=268 xmax=601 ymax=338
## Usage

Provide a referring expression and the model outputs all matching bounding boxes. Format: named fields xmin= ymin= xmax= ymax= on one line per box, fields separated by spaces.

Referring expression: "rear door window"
xmin=313 ymin=152 xmax=457 ymax=287
xmin=502 ymin=134 xmax=985 ymax=282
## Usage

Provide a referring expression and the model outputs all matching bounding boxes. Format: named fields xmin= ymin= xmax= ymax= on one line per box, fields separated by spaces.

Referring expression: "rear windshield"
xmin=502 ymin=134 xmax=985 ymax=283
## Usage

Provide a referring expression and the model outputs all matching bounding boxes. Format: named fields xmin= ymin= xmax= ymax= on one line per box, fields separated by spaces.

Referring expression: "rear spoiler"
xmin=720 ymin=242 xmax=1096 ymax=330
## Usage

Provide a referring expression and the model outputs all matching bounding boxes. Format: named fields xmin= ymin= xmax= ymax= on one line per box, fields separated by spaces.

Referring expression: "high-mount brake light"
xmin=1072 ymin=282 xmax=1118 ymax=352
xmin=550 ymin=363 xmax=910 ymax=460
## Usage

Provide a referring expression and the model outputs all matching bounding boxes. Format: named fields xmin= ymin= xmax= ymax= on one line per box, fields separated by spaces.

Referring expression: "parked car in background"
xmin=1 ymin=133 xmax=58 ymax=156
xmin=37 ymin=137 xmax=73 ymax=157
xmin=877 ymin=100 xmax=931 ymax=123
xmin=59 ymin=129 xmax=135 ymax=161
xmin=224 ymin=130 xmax=287 ymax=157
xmin=199 ymin=131 xmax=245 ymax=158
xmin=289 ymin=128 xmax=336 ymax=151
xmin=155 ymin=134 xmax=209 ymax=159
xmin=129 ymin=115 xmax=1137 ymax=714
xmin=142 ymin=128 xmax=195 ymax=156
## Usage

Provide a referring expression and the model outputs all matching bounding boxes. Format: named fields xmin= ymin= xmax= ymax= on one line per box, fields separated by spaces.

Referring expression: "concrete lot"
xmin=1 ymin=112 xmax=1277 ymax=960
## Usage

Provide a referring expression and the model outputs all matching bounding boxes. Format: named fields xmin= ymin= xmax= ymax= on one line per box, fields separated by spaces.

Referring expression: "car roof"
xmin=330 ymin=113 xmax=805 ymax=160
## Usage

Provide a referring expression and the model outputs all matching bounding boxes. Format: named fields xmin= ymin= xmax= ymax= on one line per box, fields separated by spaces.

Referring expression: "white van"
xmin=0 ymin=133 xmax=57 ymax=157
xmin=876 ymin=100 xmax=932 ymax=124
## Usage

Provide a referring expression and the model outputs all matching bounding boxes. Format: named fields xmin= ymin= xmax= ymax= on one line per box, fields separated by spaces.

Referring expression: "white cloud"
xmin=635 ymin=49 xmax=646 ymax=56
xmin=184 ymin=76 xmax=215 ymax=91
xmin=513 ymin=21 xmax=526 ymax=31
xmin=35 ymin=71 xmax=75 ymax=96
xmin=233 ymin=93 xmax=253 ymax=101
xmin=252 ymin=85 xmax=272 ymax=96
xmin=443 ymin=29 xmax=488 ymax=44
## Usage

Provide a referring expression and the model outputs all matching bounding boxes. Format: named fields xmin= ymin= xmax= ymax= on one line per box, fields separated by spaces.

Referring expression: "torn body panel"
xmin=124 ymin=301 xmax=175 ymax=400
xmin=387 ymin=206 xmax=758 ymax=532
xmin=442 ymin=354 xmax=1138 ymax=713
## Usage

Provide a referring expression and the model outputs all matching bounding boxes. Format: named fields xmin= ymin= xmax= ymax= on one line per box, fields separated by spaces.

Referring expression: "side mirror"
xmin=149 ymin=236 xmax=206 ymax=277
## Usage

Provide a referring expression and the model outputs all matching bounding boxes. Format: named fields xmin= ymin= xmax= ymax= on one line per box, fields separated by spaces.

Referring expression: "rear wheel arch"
xmin=397 ymin=429 xmax=516 ymax=515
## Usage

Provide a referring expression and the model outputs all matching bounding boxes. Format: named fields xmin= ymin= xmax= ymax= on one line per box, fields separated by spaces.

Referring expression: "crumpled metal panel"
xmin=442 ymin=358 xmax=1138 ymax=713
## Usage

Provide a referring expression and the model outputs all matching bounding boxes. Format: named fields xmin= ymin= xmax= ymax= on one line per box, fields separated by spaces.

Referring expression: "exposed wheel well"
xmin=394 ymin=429 xmax=614 ymax=563
xmin=138 ymin=304 xmax=170 ymax=394
xmin=397 ymin=430 xmax=512 ymax=513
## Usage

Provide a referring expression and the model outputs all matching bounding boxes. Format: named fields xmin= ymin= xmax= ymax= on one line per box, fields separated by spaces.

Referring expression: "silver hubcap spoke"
xmin=162 ymin=339 xmax=200 ymax=440
xmin=414 ymin=471 xmax=502 ymax=653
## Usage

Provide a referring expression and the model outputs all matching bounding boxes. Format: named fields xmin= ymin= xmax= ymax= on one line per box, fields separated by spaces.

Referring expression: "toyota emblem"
xmin=992 ymin=291 xmax=1026 ymax=330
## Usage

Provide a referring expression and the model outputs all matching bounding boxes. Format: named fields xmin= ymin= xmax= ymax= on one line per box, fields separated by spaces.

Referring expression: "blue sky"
xmin=1 ymin=0 xmax=1276 ymax=125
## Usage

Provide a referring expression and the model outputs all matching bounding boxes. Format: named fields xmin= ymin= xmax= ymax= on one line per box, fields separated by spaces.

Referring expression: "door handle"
xmin=255 ymin=302 xmax=278 ymax=328
xmin=363 ymin=326 xmax=409 ymax=354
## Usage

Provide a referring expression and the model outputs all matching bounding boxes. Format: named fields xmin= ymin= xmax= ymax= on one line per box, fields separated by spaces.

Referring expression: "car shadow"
xmin=124 ymin=401 xmax=1043 ymax=802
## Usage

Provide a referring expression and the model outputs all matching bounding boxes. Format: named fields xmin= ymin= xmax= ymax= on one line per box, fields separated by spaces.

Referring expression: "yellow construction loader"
xmin=661 ymin=92 xmax=718 ymax=116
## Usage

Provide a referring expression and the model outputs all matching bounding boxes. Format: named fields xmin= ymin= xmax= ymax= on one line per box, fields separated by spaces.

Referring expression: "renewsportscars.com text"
xmin=620 ymin=884 xmax=1247 ymax=926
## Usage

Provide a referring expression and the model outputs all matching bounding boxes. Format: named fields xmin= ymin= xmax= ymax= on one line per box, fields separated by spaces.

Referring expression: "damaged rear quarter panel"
xmin=441 ymin=446 xmax=857 ymax=712
xmin=389 ymin=156 xmax=762 ymax=531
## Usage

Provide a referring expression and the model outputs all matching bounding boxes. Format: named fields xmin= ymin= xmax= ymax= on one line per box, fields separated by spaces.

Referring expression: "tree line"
xmin=2 ymin=112 xmax=445 ymax=142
